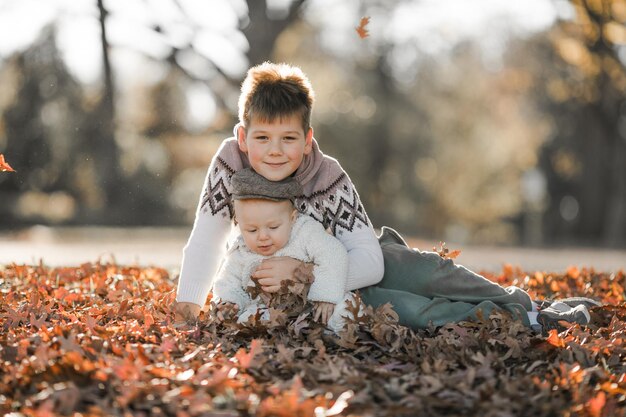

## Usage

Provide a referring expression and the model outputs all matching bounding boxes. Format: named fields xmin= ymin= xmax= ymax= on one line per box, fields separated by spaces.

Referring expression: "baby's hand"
xmin=215 ymin=302 xmax=239 ymax=320
xmin=312 ymin=301 xmax=335 ymax=325
xmin=173 ymin=301 xmax=201 ymax=323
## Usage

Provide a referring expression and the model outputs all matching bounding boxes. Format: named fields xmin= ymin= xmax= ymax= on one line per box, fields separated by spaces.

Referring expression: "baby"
xmin=211 ymin=168 xmax=354 ymax=333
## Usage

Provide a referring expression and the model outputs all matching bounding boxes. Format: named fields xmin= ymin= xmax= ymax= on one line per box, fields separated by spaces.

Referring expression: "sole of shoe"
xmin=535 ymin=297 xmax=602 ymax=311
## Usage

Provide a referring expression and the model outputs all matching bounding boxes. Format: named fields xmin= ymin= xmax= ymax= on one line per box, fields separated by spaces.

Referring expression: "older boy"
xmin=175 ymin=62 xmax=594 ymax=333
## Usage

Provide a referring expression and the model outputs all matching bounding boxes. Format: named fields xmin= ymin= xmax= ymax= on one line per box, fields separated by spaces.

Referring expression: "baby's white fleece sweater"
xmin=212 ymin=214 xmax=353 ymax=332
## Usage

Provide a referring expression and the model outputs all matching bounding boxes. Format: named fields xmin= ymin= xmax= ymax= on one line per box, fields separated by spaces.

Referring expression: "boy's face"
xmin=235 ymin=199 xmax=297 ymax=256
xmin=237 ymin=113 xmax=313 ymax=181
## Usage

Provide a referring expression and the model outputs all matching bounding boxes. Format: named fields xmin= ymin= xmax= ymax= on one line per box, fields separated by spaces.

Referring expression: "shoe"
xmin=534 ymin=297 xmax=602 ymax=311
xmin=537 ymin=304 xmax=590 ymax=334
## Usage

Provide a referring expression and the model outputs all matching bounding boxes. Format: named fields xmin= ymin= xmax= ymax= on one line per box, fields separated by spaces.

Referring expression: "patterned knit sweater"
xmin=176 ymin=137 xmax=384 ymax=307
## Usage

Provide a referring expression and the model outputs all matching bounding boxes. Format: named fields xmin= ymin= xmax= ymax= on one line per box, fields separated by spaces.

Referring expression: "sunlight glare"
xmin=57 ymin=15 xmax=102 ymax=85
xmin=0 ymin=1 xmax=56 ymax=57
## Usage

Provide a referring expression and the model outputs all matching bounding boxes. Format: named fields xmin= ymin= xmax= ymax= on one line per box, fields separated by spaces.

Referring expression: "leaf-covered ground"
xmin=1 ymin=262 xmax=625 ymax=417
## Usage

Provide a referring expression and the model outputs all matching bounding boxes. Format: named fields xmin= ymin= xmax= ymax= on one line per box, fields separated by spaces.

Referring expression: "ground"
xmin=1 ymin=226 xmax=625 ymax=272
xmin=0 ymin=227 xmax=625 ymax=416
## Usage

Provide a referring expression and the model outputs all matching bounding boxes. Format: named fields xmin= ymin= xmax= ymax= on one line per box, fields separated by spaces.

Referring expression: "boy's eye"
xmin=283 ymin=136 xmax=296 ymax=141
xmin=255 ymin=136 xmax=268 ymax=141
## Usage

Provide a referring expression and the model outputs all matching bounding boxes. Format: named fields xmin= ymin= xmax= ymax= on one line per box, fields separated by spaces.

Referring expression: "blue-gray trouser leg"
xmin=360 ymin=227 xmax=532 ymax=329
xmin=360 ymin=286 xmax=530 ymax=329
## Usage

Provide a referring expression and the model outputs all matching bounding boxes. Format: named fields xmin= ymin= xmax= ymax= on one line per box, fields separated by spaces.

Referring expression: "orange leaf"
xmin=586 ymin=391 xmax=606 ymax=417
xmin=234 ymin=338 xmax=262 ymax=369
xmin=159 ymin=337 xmax=176 ymax=354
xmin=546 ymin=329 xmax=566 ymax=348
xmin=144 ymin=312 xmax=155 ymax=329
xmin=0 ymin=154 xmax=15 ymax=172
xmin=567 ymin=266 xmax=580 ymax=279
xmin=550 ymin=280 xmax=561 ymax=293
xmin=356 ymin=16 xmax=370 ymax=39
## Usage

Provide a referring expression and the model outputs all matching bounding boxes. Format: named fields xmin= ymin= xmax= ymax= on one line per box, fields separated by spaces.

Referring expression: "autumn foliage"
xmin=0 ymin=154 xmax=15 ymax=172
xmin=355 ymin=17 xmax=370 ymax=39
xmin=0 ymin=262 xmax=625 ymax=416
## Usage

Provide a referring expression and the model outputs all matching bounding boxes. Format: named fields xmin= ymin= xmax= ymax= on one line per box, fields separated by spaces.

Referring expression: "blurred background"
xmin=0 ymin=0 xmax=625 ymax=260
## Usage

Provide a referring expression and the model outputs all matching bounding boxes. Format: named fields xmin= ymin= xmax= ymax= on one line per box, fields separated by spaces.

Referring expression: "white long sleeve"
xmin=176 ymin=162 xmax=234 ymax=307
xmin=176 ymin=210 xmax=231 ymax=306
xmin=340 ymin=227 xmax=384 ymax=291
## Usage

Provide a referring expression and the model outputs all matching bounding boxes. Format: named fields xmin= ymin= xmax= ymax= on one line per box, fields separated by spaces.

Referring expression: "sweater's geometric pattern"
xmin=295 ymin=173 xmax=370 ymax=236
xmin=200 ymin=158 xmax=370 ymax=236
xmin=200 ymin=157 xmax=235 ymax=219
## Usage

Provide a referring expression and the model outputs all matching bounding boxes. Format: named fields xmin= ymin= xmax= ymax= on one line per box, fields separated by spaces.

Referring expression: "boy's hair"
xmin=238 ymin=62 xmax=315 ymax=133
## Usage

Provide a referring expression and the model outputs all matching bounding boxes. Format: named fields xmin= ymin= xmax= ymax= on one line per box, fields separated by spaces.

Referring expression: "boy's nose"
xmin=268 ymin=140 xmax=283 ymax=155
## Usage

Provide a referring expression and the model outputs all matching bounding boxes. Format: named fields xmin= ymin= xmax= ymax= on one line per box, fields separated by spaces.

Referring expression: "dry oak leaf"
xmin=0 ymin=153 xmax=15 ymax=172
xmin=546 ymin=329 xmax=566 ymax=348
xmin=433 ymin=242 xmax=461 ymax=260
xmin=586 ymin=391 xmax=606 ymax=417
xmin=356 ymin=16 xmax=370 ymax=39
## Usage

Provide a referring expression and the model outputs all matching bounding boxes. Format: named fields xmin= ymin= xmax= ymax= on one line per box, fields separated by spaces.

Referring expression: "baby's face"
xmin=234 ymin=199 xmax=297 ymax=256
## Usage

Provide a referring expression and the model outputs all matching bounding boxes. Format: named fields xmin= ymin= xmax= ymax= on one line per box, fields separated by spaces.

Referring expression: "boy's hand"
xmin=173 ymin=301 xmax=201 ymax=323
xmin=252 ymin=257 xmax=313 ymax=293
xmin=313 ymin=301 xmax=335 ymax=325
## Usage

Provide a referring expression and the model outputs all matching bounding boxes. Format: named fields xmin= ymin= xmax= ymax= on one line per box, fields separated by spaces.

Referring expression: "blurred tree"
xmin=0 ymin=0 xmax=310 ymax=227
xmin=244 ymin=0 xmax=307 ymax=66
xmin=0 ymin=27 xmax=86 ymax=226
xmin=138 ymin=71 xmax=187 ymax=138
xmin=530 ymin=0 xmax=626 ymax=246
xmin=93 ymin=0 xmax=121 ymax=211
xmin=277 ymin=5 xmax=549 ymax=244
xmin=409 ymin=43 xmax=548 ymax=244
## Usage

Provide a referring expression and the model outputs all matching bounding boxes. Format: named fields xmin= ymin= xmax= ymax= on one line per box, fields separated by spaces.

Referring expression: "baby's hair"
xmin=238 ymin=62 xmax=315 ymax=133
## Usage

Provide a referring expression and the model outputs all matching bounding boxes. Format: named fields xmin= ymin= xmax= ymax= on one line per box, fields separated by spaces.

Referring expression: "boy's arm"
xmin=315 ymin=173 xmax=384 ymax=291
xmin=301 ymin=219 xmax=349 ymax=304
xmin=341 ymin=226 xmax=384 ymax=291
xmin=176 ymin=157 xmax=234 ymax=309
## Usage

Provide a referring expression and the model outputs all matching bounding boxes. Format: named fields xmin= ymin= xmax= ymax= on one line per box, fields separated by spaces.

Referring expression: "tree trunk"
xmin=96 ymin=0 xmax=120 ymax=210
xmin=243 ymin=0 xmax=306 ymax=66
xmin=604 ymin=136 xmax=626 ymax=246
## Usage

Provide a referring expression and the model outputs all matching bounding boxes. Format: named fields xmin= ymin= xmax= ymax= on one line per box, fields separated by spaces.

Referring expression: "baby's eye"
xmin=269 ymin=226 xmax=279 ymax=230
xmin=246 ymin=229 xmax=257 ymax=233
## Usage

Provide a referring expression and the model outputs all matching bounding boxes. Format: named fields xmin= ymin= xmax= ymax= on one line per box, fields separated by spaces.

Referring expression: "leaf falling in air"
xmin=433 ymin=241 xmax=462 ymax=259
xmin=0 ymin=154 xmax=15 ymax=172
xmin=356 ymin=16 xmax=370 ymax=39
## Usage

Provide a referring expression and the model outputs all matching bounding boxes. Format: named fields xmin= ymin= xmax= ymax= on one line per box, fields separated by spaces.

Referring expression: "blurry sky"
xmin=0 ymin=0 xmax=567 ymax=128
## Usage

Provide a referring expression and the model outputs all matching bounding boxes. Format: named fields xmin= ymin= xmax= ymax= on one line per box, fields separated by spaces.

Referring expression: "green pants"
xmin=360 ymin=227 xmax=532 ymax=329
